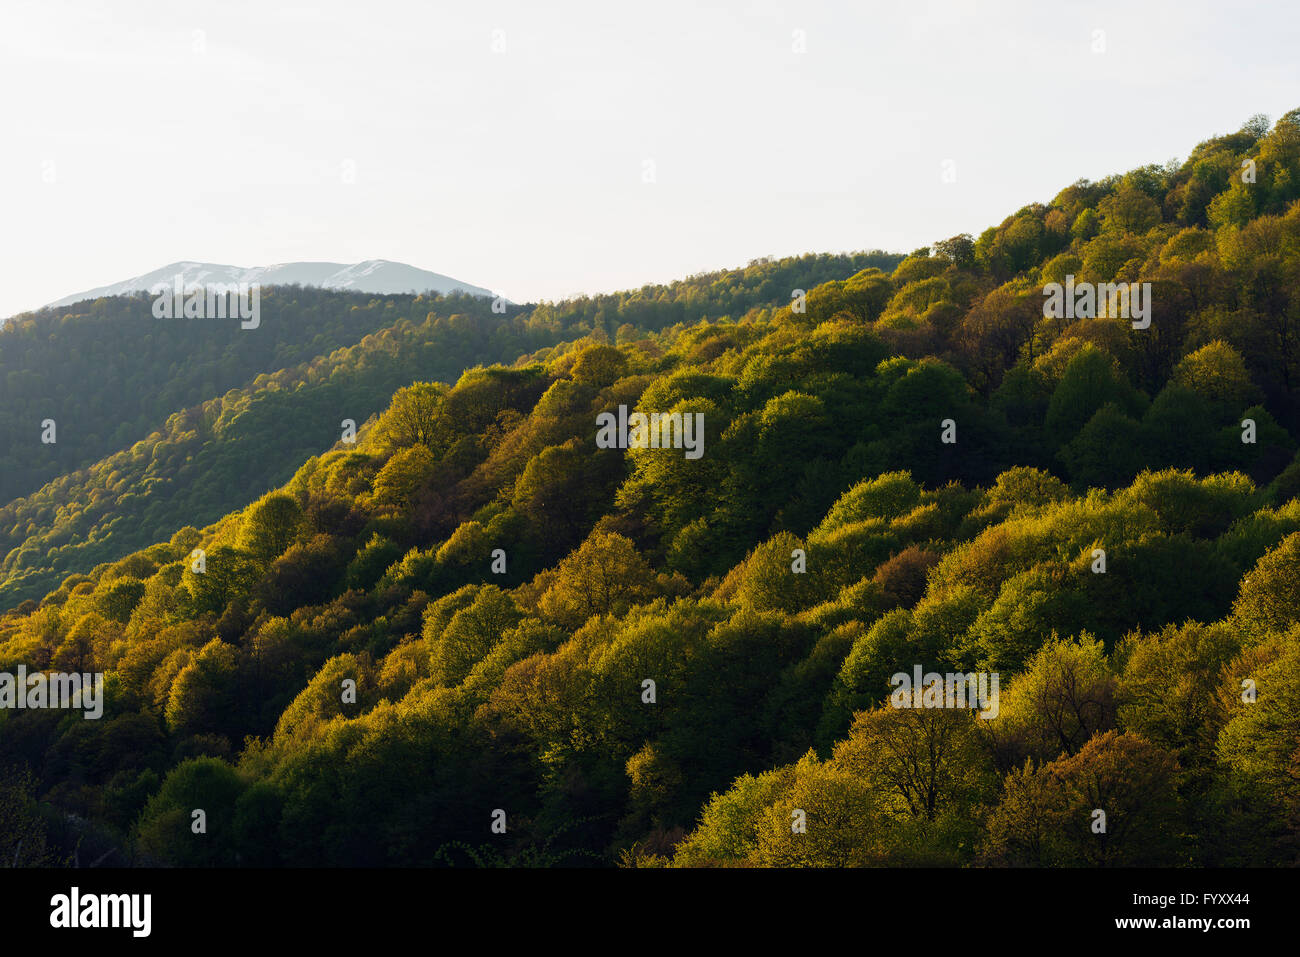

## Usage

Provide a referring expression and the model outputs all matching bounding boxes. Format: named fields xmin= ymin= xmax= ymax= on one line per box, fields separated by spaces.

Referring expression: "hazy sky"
xmin=1 ymin=0 xmax=1296 ymax=317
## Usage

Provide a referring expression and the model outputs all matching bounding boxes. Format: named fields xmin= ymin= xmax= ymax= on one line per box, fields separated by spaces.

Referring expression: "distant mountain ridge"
xmin=44 ymin=259 xmax=495 ymax=309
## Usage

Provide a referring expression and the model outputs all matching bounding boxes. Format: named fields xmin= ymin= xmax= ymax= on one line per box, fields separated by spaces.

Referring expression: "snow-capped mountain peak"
xmin=44 ymin=260 xmax=495 ymax=309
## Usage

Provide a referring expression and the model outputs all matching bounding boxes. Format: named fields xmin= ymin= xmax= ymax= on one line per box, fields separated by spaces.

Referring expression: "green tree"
xmin=165 ymin=637 xmax=241 ymax=738
xmin=237 ymin=492 xmax=304 ymax=563
xmin=97 ymin=577 xmax=146 ymax=624
xmin=428 ymin=586 xmax=523 ymax=685
xmin=1231 ymin=531 xmax=1300 ymax=640
xmin=981 ymin=731 xmax=1182 ymax=866
xmin=374 ymin=382 xmax=450 ymax=452
xmin=538 ymin=531 xmax=655 ymax=628
xmin=135 ymin=757 xmax=246 ymax=866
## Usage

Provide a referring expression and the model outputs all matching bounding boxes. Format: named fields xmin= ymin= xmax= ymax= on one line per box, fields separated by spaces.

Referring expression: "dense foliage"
xmin=2 ymin=114 xmax=1299 ymax=867
xmin=0 ymin=252 xmax=896 ymax=610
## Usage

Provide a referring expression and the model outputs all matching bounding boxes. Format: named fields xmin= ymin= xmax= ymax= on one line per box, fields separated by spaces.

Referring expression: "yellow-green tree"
xmin=538 ymin=531 xmax=655 ymax=628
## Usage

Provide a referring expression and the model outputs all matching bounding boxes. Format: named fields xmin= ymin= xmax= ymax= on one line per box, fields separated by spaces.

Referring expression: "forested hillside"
xmin=2 ymin=113 xmax=1299 ymax=868
xmin=0 ymin=252 xmax=897 ymax=611
xmin=0 ymin=287 xmax=458 ymax=503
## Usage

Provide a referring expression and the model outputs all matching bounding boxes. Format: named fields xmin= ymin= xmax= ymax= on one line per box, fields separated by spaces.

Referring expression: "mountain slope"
xmin=7 ymin=109 xmax=1300 ymax=868
xmin=0 ymin=252 xmax=899 ymax=610
xmin=0 ymin=286 xmax=488 ymax=505
xmin=0 ymin=302 xmax=548 ymax=610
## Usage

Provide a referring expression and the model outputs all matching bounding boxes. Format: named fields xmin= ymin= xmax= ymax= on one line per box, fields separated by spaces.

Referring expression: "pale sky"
xmin=1 ymin=0 xmax=1296 ymax=318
